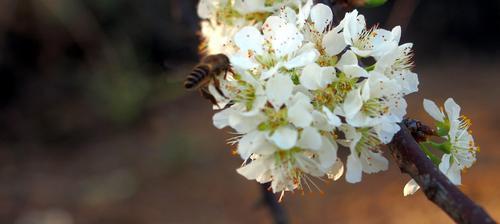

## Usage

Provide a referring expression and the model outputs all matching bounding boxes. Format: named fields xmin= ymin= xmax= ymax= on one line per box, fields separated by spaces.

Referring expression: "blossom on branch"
xmin=404 ymin=98 xmax=479 ymax=196
xmin=195 ymin=0 xmax=479 ymax=197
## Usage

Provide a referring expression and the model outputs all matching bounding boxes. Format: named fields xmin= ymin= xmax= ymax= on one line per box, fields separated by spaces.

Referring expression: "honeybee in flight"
xmin=184 ymin=54 xmax=231 ymax=106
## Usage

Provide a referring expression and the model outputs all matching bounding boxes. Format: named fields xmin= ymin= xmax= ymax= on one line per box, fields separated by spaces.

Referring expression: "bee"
xmin=184 ymin=54 xmax=231 ymax=106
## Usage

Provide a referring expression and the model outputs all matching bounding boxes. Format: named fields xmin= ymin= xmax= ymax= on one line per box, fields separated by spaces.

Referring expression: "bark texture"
xmin=389 ymin=123 xmax=496 ymax=224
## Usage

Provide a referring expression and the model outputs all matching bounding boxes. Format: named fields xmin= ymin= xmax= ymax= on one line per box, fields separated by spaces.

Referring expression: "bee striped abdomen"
xmin=184 ymin=64 xmax=210 ymax=89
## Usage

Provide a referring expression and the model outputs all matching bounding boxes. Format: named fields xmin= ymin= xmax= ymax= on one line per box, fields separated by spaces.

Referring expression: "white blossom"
xmin=375 ymin=43 xmax=419 ymax=94
xmin=404 ymin=98 xmax=479 ymax=196
xmin=237 ymin=134 xmax=339 ymax=193
xmin=197 ymin=0 xmax=310 ymax=54
xmin=342 ymin=73 xmax=406 ymax=133
xmin=341 ymin=10 xmax=400 ymax=58
xmin=341 ymin=125 xmax=388 ymax=183
xmin=195 ymin=1 xmax=479 ymax=197
xmin=425 ymin=98 xmax=479 ymax=181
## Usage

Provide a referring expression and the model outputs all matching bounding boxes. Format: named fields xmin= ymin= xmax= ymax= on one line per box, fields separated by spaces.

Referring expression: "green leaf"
xmin=419 ymin=143 xmax=441 ymax=165
xmin=364 ymin=0 xmax=388 ymax=7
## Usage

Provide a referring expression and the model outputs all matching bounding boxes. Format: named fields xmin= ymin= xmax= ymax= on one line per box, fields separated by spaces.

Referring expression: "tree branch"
xmin=258 ymin=183 xmax=289 ymax=224
xmin=388 ymin=121 xmax=496 ymax=224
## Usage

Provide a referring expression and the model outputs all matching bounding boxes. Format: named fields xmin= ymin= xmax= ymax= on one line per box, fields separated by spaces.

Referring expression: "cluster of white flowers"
xmin=404 ymin=98 xmax=479 ymax=196
xmin=196 ymin=0 xmax=478 ymax=197
xmin=197 ymin=0 xmax=308 ymax=54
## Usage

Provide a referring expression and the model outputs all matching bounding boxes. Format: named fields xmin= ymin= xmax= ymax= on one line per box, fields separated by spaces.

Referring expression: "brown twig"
xmin=257 ymin=183 xmax=289 ymax=224
xmin=313 ymin=1 xmax=495 ymax=222
xmin=200 ymin=1 xmax=495 ymax=223
xmin=388 ymin=120 xmax=496 ymax=224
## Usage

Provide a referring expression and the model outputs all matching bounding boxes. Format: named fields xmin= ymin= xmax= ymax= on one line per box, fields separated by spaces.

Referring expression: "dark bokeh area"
xmin=0 ymin=0 xmax=499 ymax=223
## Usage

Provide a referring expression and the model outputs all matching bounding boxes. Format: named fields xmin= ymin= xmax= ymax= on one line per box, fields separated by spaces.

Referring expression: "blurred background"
xmin=0 ymin=0 xmax=499 ymax=223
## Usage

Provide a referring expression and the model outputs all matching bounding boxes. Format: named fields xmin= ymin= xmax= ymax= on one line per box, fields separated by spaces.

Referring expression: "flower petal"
xmin=346 ymin=153 xmax=363 ymax=183
xmin=323 ymin=29 xmax=346 ymax=56
xmin=300 ymin=63 xmax=322 ymax=90
xmin=228 ymin=112 xmax=264 ymax=133
xmin=446 ymin=163 xmax=462 ymax=185
xmin=310 ymin=3 xmax=333 ymax=33
xmin=284 ymin=49 xmax=319 ymax=69
xmin=297 ymin=127 xmax=322 ymax=150
xmin=439 ymin=154 xmax=461 ymax=185
xmin=230 ymin=54 xmax=259 ymax=70
xmin=322 ymin=106 xmax=341 ymax=127
xmin=423 ymin=99 xmax=444 ymax=122
xmin=439 ymin=153 xmax=451 ymax=174
xmin=236 ymin=157 xmax=269 ymax=180
xmin=403 ymin=179 xmax=420 ymax=196
xmin=396 ymin=71 xmax=419 ymax=95
xmin=360 ymin=150 xmax=389 ymax=173
xmin=268 ymin=126 xmax=298 ymax=149
xmin=272 ymin=23 xmax=304 ymax=57
xmin=391 ymin=26 xmax=402 ymax=43
xmin=263 ymin=16 xmax=286 ymax=41
xmin=288 ymin=103 xmax=313 ymax=128
xmin=336 ymin=50 xmax=358 ymax=67
xmin=342 ymin=64 xmax=369 ymax=78
xmin=375 ymin=46 xmax=399 ymax=71
xmin=375 ymin=121 xmax=400 ymax=144
xmin=371 ymin=28 xmax=399 ymax=58
xmin=342 ymin=10 xmax=364 ymax=46
xmin=317 ymin=136 xmax=338 ymax=169
xmin=326 ymin=159 xmax=344 ymax=180
xmin=238 ymin=131 xmax=265 ymax=159
xmin=260 ymin=64 xmax=281 ymax=80
xmin=319 ymin=66 xmax=336 ymax=88
xmin=444 ymin=98 xmax=461 ymax=121
xmin=234 ymin=26 xmax=265 ymax=55
xmin=279 ymin=6 xmax=297 ymax=24
xmin=213 ymin=108 xmax=232 ymax=129
xmin=311 ymin=110 xmax=332 ymax=131
xmin=297 ymin=0 xmax=313 ymax=28
xmin=266 ymin=73 xmax=293 ymax=109
xmin=234 ymin=0 xmax=267 ymax=15
xmin=197 ymin=0 xmax=212 ymax=19
xmin=343 ymin=88 xmax=363 ymax=119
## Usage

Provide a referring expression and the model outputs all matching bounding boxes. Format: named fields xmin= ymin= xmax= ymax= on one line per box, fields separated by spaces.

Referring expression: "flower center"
xmin=393 ymin=50 xmax=413 ymax=71
xmin=312 ymin=73 xmax=357 ymax=110
xmin=215 ymin=2 xmax=241 ymax=25
xmin=355 ymin=128 xmax=381 ymax=154
xmin=255 ymin=53 xmax=277 ymax=70
xmin=361 ymin=98 xmax=389 ymax=117
xmin=258 ymin=107 xmax=289 ymax=132
xmin=233 ymin=80 xmax=257 ymax=111
xmin=215 ymin=1 xmax=272 ymax=25
xmin=459 ymin=115 xmax=472 ymax=130
xmin=272 ymin=148 xmax=323 ymax=195
xmin=353 ymin=27 xmax=377 ymax=51
xmin=317 ymin=54 xmax=338 ymax=67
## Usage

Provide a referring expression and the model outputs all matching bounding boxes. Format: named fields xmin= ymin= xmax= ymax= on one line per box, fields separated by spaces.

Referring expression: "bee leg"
xmin=223 ymin=101 xmax=234 ymax=109
xmin=213 ymin=78 xmax=226 ymax=98
xmin=200 ymin=88 xmax=219 ymax=107
xmin=226 ymin=68 xmax=235 ymax=79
